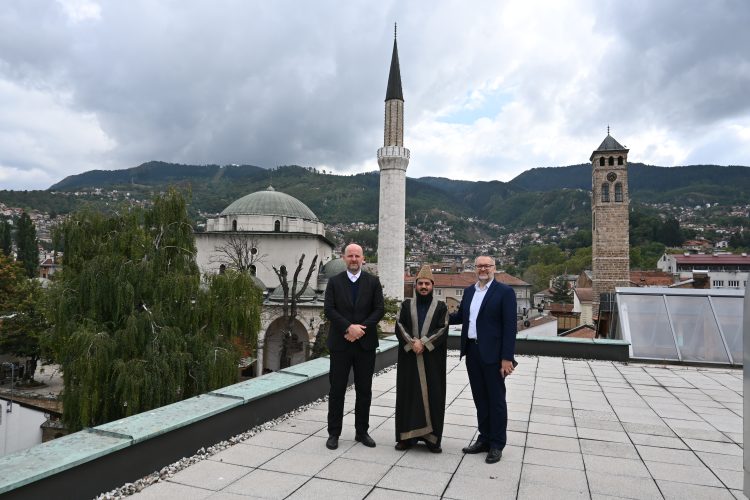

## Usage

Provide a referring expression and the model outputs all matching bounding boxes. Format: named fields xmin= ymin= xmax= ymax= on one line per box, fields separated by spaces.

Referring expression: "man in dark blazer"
xmin=449 ymin=255 xmax=517 ymax=464
xmin=324 ymin=243 xmax=385 ymax=450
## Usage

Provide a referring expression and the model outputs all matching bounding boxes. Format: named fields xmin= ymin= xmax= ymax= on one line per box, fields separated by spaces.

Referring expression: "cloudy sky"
xmin=1 ymin=0 xmax=748 ymax=190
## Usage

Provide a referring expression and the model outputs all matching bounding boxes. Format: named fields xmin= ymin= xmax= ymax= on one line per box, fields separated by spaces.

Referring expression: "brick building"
xmin=590 ymin=131 xmax=630 ymax=336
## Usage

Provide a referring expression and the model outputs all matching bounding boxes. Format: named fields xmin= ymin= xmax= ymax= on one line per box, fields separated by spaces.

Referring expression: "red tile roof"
xmin=559 ymin=325 xmax=596 ymax=338
xmin=574 ymin=288 xmax=593 ymax=302
xmin=409 ymin=271 xmax=530 ymax=288
xmin=674 ymin=254 xmax=750 ymax=265
xmin=548 ymin=303 xmax=574 ymax=313
xmin=629 ymin=271 xmax=674 ymax=286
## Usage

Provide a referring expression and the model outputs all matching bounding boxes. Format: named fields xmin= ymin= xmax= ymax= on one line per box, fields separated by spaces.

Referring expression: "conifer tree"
xmin=0 ymin=219 xmax=12 ymax=256
xmin=551 ymin=275 xmax=573 ymax=304
xmin=15 ymin=213 xmax=38 ymax=277
xmin=47 ymin=190 xmax=262 ymax=431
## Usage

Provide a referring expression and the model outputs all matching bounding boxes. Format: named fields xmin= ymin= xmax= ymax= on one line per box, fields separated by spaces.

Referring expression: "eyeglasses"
xmin=476 ymin=264 xmax=495 ymax=270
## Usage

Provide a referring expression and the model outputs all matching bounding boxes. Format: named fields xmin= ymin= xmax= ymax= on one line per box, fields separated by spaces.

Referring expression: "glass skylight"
xmin=615 ymin=287 xmax=744 ymax=365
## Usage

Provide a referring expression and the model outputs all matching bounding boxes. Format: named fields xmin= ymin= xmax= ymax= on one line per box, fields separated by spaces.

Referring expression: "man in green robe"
xmin=394 ymin=265 xmax=448 ymax=453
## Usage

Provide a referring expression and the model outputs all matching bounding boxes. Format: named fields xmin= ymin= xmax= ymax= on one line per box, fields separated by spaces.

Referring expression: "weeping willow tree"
xmin=46 ymin=190 xmax=262 ymax=431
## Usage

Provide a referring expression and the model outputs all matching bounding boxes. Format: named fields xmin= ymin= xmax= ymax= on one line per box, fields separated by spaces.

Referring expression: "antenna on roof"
xmin=394 ymin=22 xmax=397 ymax=39
xmin=607 ymin=124 xmax=610 ymax=135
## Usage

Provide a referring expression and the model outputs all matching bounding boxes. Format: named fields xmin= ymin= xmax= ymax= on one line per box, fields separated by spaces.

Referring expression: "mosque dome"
xmin=322 ymin=258 xmax=347 ymax=279
xmin=250 ymin=274 xmax=267 ymax=292
xmin=221 ymin=186 xmax=318 ymax=221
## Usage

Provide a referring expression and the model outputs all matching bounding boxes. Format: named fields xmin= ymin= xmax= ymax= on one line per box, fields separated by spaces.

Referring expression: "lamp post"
xmin=2 ymin=362 xmax=15 ymax=413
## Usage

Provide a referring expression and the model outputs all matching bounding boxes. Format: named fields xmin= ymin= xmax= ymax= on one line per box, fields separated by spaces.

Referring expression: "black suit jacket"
xmin=324 ymin=271 xmax=385 ymax=352
xmin=448 ymin=280 xmax=518 ymax=365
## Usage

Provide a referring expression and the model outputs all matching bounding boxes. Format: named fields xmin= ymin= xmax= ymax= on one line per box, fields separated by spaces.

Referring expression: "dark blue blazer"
xmin=448 ymin=280 xmax=518 ymax=365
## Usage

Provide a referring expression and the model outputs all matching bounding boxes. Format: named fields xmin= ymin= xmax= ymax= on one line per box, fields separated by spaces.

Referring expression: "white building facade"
xmin=377 ymin=33 xmax=409 ymax=300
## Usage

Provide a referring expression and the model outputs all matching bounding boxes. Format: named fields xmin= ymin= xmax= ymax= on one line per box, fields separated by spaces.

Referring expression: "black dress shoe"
xmin=355 ymin=433 xmax=376 ymax=447
xmin=394 ymin=440 xmax=411 ymax=451
xmin=326 ymin=435 xmax=339 ymax=450
xmin=462 ymin=440 xmax=490 ymax=454
xmin=425 ymin=441 xmax=442 ymax=454
xmin=485 ymin=448 xmax=502 ymax=463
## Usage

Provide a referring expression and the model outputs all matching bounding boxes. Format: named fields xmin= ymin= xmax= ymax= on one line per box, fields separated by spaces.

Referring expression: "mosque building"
xmin=195 ymin=186 xmax=340 ymax=374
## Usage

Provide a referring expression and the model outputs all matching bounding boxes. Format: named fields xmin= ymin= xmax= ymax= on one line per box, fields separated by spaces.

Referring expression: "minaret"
xmin=377 ymin=25 xmax=410 ymax=300
xmin=590 ymin=129 xmax=630 ymax=336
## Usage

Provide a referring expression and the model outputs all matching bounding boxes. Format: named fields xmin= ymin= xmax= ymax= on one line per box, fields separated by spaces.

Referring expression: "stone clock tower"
xmin=590 ymin=130 xmax=630 ymax=334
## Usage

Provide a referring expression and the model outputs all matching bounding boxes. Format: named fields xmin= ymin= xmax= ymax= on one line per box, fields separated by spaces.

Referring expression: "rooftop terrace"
xmin=126 ymin=354 xmax=744 ymax=500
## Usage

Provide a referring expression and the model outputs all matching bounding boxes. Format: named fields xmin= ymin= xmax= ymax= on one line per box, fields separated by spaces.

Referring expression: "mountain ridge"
xmin=4 ymin=161 xmax=747 ymax=229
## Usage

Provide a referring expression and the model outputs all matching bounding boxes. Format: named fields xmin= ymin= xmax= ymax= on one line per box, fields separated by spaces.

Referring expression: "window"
xmin=713 ymin=280 xmax=724 ymax=287
xmin=601 ymin=183 xmax=610 ymax=202
xmin=618 ymin=156 xmax=624 ymax=165
xmin=728 ymin=280 xmax=739 ymax=287
xmin=232 ymin=220 xmax=237 ymax=231
xmin=274 ymin=220 xmax=281 ymax=232
xmin=435 ymin=289 xmax=442 ymax=296
xmin=456 ymin=289 xmax=463 ymax=296
xmin=615 ymin=182 xmax=623 ymax=202
xmin=608 ymin=156 xmax=614 ymax=166
xmin=599 ymin=157 xmax=605 ymax=166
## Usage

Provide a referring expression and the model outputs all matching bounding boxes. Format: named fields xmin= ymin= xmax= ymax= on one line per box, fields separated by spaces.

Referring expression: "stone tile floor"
xmin=131 ymin=355 xmax=747 ymax=499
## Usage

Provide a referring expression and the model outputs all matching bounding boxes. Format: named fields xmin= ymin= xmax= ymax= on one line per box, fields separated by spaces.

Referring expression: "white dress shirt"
xmin=468 ymin=281 xmax=491 ymax=339
xmin=347 ymin=269 xmax=361 ymax=282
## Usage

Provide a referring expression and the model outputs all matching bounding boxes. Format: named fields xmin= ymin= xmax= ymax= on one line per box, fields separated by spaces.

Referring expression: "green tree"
xmin=0 ymin=219 xmax=12 ymax=256
xmin=46 ymin=190 xmax=262 ymax=431
xmin=630 ymin=242 xmax=666 ymax=270
xmin=0 ymin=277 xmax=48 ymax=381
xmin=16 ymin=212 xmax=38 ymax=277
xmin=271 ymin=253 xmax=318 ymax=369
xmin=551 ymin=276 xmax=572 ymax=303
xmin=0 ymin=253 xmax=24 ymax=314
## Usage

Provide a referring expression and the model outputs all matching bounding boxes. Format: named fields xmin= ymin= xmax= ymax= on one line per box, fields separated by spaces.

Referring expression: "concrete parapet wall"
xmin=0 ymin=340 xmax=399 ymax=499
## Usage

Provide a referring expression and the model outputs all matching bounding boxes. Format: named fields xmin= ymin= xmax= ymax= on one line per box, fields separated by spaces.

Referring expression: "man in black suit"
xmin=324 ymin=243 xmax=385 ymax=450
xmin=449 ymin=256 xmax=517 ymax=464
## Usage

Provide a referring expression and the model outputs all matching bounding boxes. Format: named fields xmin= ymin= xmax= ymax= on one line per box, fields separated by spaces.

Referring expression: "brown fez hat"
xmin=415 ymin=264 xmax=435 ymax=283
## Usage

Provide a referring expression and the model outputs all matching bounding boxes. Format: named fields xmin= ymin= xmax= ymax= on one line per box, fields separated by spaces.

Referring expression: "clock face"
xmin=607 ymin=172 xmax=617 ymax=182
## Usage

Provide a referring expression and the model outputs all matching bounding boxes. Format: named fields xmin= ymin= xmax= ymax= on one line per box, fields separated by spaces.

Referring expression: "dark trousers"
xmin=327 ymin=342 xmax=376 ymax=437
xmin=465 ymin=340 xmax=508 ymax=449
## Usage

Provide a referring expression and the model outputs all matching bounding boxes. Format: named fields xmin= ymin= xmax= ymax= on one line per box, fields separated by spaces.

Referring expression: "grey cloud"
xmin=591 ymin=1 xmax=750 ymax=130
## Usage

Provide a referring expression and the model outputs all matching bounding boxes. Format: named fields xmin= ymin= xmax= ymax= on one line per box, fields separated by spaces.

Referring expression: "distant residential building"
xmin=516 ymin=315 xmax=557 ymax=337
xmin=0 ymin=398 xmax=50 ymax=456
xmin=39 ymin=257 xmax=60 ymax=279
xmin=533 ymin=289 xmax=553 ymax=310
xmin=657 ymin=253 xmax=750 ymax=289
xmin=682 ymin=239 xmax=712 ymax=251
xmin=546 ymin=303 xmax=579 ymax=333
xmin=404 ymin=271 xmax=532 ymax=317
xmin=573 ymin=287 xmax=593 ymax=326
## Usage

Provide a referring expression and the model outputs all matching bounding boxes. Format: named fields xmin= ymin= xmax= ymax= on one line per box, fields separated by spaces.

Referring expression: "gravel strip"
xmin=96 ymin=362 xmax=401 ymax=499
